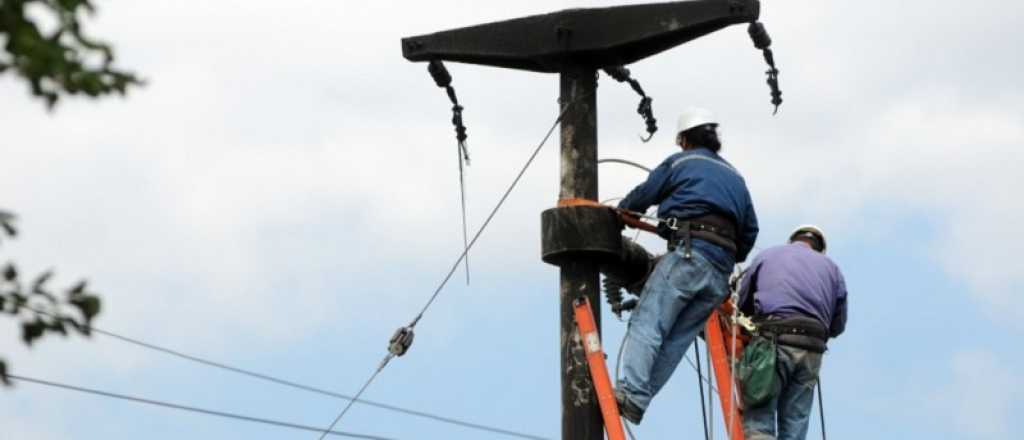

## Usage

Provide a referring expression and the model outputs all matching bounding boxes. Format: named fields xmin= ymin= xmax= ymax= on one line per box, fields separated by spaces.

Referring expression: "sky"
xmin=1 ymin=0 xmax=1022 ymax=439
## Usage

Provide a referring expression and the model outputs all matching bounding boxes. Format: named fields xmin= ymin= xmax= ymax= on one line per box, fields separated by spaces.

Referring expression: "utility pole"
xmin=557 ymin=67 xmax=602 ymax=440
xmin=401 ymin=2 xmax=763 ymax=438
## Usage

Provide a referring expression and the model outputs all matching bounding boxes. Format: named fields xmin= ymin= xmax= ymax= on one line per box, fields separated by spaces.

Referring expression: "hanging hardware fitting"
xmin=748 ymin=21 xmax=783 ymax=114
xmin=602 ymin=66 xmax=658 ymax=142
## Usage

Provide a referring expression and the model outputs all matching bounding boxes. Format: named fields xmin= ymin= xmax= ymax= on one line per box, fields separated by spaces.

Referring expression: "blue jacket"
xmin=738 ymin=243 xmax=848 ymax=337
xmin=618 ymin=147 xmax=759 ymax=271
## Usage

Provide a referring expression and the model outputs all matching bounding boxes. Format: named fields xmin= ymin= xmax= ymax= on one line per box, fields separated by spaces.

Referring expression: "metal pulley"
xmin=388 ymin=326 xmax=416 ymax=357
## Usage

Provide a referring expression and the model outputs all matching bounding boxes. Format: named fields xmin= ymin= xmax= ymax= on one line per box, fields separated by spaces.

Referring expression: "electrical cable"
xmin=407 ymin=93 xmax=586 ymax=329
xmin=695 ymin=342 xmax=711 ymax=440
xmin=7 ymin=374 xmax=395 ymax=440
xmin=817 ymin=378 xmax=827 ymax=440
xmin=707 ymin=336 xmax=714 ymax=440
xmin=457 ymin=140 xmax=471 ymax=285
xmin=427 ymin=59 xmax=472 ymax=285
xmin=614 ymin=324 xmax=639 ymax=440
xmin=317 ymin=93 xmax=589 ymax=438
xmin=597 ymin=158 xmax=652 ymax=173
xmin=318 ymin=363 xmax=388 ymax=440
xmin=22 ymin=306 xmax=549 ymax=440
xmin=684 ymin=354 xmax=719 ymax=395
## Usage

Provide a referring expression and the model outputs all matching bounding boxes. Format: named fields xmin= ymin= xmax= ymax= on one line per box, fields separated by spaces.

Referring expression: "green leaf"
xmin=48 ymin=319 xmax=68 ymax=336
xmin=32 ymin=270 xmax=54 ymax=293
xmin=3 ymin=264 xmax=16 ymax=282
xmin=68 ymin=280 xmax=87 ymax=297
xmin=1 ymin=222 xmax=16 ymax=237
xmin=70 ymin=295 xmax=100 ymax=322
xmin=0 ymin=210 xmax=16 ymax=238
xmin=22 ymin=319 xmax=47 ymax=346
xmin=64 ymin=318 xmax=88 ymax=336
xmin=0 ymin=359 xmax=9 ymax=386
xmin=11 ymin=293 xmax=27 ymax=313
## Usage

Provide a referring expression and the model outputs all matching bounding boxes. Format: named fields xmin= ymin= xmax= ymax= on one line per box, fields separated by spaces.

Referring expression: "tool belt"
xmin=756 ymin=315 xmax=829 ymax=353
xmin=663 ymin=214 xmax=738 ymax=258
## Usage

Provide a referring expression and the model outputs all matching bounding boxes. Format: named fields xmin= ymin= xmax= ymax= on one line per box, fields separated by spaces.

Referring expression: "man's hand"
xmin=617 ymin=210 xmax=658 ymax=233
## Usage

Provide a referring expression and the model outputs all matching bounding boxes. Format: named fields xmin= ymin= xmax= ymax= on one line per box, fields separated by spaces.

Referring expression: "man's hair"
xmin=793 ymin=233 xmax=824 ymax=253
xmin=681 ymin=124 xmax=722 ymax=152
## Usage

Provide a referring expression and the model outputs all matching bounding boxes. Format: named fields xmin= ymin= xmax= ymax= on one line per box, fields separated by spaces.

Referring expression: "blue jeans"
xmin=618 ymin=247 xmax=729 ymax=412
xmin=743 ymin=344 xmax=822 ymax=440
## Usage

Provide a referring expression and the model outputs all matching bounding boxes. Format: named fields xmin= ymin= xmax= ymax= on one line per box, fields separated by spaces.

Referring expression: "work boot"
xmin=615 ymin=389 xmax=644 ymax=425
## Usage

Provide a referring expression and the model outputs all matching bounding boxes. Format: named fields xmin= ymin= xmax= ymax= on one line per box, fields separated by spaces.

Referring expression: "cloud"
xmin=934 ymin=351 xmax=1022 ymax=439
xmin=2 ymin=2 xmax=1024 ymax=438
xmin=735 ymin=86 xmax=1024 ymax=325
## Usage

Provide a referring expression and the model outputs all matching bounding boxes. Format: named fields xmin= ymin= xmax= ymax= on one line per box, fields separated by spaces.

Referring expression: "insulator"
xmin=748 ymin=22 xmax=771 ymax=50
xmin=428 ymin=60 xmax=452 ymax=88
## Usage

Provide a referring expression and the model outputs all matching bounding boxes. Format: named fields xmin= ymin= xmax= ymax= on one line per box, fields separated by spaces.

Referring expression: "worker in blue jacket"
xmin=615 ymin=107 xmax=759 ymax=424
xmin=738 ymin=225 xmax=847 ymax=440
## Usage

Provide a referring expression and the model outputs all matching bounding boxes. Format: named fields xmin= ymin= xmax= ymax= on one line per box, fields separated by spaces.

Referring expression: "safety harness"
xmin=664 ymin=213 xmax=739 ymax=259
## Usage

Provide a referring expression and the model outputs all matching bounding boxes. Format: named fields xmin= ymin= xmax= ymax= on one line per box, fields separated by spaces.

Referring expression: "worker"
xmin=737 ymin=225 xmax=848 ymax=440
xmin=615 ymin=107 xmax=759 ymax=424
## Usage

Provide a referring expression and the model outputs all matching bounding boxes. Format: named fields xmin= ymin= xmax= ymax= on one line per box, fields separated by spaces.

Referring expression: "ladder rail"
xmin=704 ymin=307 xmax=746 ymax=440
xmin=572 ymin=297 xmax=627 ymax=440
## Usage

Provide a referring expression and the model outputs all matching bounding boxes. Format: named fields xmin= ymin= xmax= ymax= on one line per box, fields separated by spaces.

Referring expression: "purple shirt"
xmin=739 ymin=243 xmax=848 ymax=337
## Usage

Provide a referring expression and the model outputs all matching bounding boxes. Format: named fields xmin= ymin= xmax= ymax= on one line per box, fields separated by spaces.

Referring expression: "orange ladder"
xmin=574 ymin=296 xmax=747 ymax=440
xmin=572 ymin=296 xmax=627 ymax=440
xmin=705 ymin=304 xmax=747 ymax=440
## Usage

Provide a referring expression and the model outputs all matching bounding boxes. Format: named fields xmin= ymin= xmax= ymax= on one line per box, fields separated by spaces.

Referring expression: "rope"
xmin=728 ymin=296 xmax=740 ymax=440
xmin=317 ymin=92 xmax=588 ymax=437
xmin=22 ymin=306 xmax=548 ymax=440
xmin=7 ymin=374 xmax=395 ymax=440
xmin=614 ymin=326 xmax=639 ymax=440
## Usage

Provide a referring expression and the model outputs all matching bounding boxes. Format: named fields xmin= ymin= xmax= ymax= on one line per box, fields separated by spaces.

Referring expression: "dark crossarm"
xmin=401 ymin=0 xmax=760 ymax=73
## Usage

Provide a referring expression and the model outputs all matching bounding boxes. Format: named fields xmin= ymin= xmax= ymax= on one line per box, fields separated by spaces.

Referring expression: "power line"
xmin=408 ymin=96 xmax=580 ymax=328
xmin=24 ymin=306 xmax=549 ymax=440
xmin=7 ymin=374 xmax=395 ymax=440
xmin=318 ymin=94 xmax=586 ymax=438
xmin=597 ymin=158 xmax=652 ymax=173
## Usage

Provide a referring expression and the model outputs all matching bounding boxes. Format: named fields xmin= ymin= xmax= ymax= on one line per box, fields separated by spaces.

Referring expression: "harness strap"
xmin=666 ymin=214 xmax=740 ymax=257
xmin=757 ymin=316 xmax=829 ymax=353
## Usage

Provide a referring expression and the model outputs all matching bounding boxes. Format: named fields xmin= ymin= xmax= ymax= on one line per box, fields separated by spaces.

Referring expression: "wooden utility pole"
xmin=400 ymin=3 xmax=762 ymax=438
xmin=557 ymin=68 xmax=602 ymax=440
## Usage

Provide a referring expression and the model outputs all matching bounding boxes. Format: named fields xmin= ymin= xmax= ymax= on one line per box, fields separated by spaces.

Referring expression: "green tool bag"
xmin=737 ymin=333 xmax=780 ymax=408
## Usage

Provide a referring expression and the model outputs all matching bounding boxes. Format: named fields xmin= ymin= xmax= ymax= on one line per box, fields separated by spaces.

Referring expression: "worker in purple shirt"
xmin=737 ymin=225 xmax=848 ymax=440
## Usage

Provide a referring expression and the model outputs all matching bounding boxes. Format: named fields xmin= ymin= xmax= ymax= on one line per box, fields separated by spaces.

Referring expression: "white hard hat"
xmin=789 ymin=224 xmax=827 ymax=253
xmin=676 ymin=107 xmax=717 ymax=134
